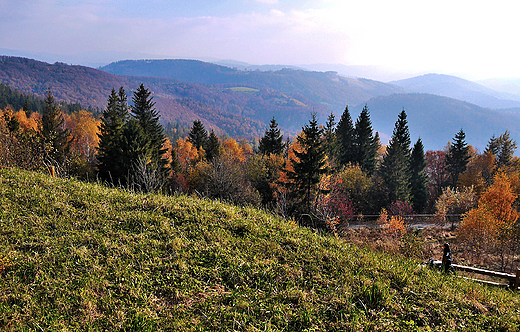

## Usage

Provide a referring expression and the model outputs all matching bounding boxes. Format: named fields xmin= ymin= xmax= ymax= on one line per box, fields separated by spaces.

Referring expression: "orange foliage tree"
xmin=457 ymin=172 xmax=519 ymax=269
xmin=64 ymin=110 xmax=101 ymax=162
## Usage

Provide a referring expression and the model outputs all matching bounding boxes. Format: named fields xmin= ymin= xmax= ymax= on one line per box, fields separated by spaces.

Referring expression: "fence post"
xmin=515 ymin=269 xmax=520 ymax=291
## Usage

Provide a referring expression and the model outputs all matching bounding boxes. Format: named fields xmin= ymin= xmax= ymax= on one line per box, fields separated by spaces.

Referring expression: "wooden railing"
xmin=432 ymin=260 xmax=520 ymax=291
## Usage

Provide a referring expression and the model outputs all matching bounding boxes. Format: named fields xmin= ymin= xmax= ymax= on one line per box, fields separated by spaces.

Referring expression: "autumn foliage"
xmin=378 ymin=208 xmax=406 ymax=237
xmin=457 ymin=172 xmax=519 ymax=269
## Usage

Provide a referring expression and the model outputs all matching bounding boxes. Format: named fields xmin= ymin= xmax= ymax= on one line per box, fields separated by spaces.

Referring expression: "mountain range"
xmin=1 ymin=55 xmax=520 ymax=150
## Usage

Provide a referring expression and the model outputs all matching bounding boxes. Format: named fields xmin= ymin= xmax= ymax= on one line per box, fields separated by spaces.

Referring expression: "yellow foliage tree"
xmin=14 ymin=110 xmax=39 ymax=131
xmin=458 ymin=172 xmax=519 ymax=268
xmin=174 ymin=138 xmax=203 ymax=174
xmin=65 ymin=110 xmax=101 ymax=161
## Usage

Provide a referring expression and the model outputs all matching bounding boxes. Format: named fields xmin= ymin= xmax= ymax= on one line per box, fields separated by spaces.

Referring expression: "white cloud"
xmin=2 ymin=0 xmax=520 ymax=79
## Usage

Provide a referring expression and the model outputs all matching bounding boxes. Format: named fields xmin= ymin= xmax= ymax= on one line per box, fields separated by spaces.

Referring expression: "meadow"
xmin=0 ymin=168 xmax=519 ymax=331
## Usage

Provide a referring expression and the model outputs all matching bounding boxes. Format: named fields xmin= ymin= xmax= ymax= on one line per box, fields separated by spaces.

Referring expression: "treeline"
xmin=1 ymin=85 xmax=519 ymax=271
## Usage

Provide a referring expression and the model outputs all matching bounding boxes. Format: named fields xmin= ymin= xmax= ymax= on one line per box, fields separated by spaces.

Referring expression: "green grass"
xmin=0 ymin=168 xmax=519 ymax=331
xmin=227 ymin=87 xmax=260 ymax=93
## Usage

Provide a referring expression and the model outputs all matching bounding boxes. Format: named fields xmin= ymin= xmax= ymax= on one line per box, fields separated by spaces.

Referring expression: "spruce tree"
xmin=40 ymin=89 xmax=70 ymax=164
xmin=188 ymin=120 xmax=208 ymax=151
xmin=336 ymin=105 xmax=355 ymax=166
xmin=258 ymin=117 xmax=284 ymax=155
xmin=206 ymin=130 xmax=221 ymax=162
xmin=130 ymin=83 xmax=168 ymax=176
xmin=445 ymin=129 xmax=470 ymax=188
xmin=354 ymin=105 xmax=379 ymax=175
xmin=286 ymin=113 xmax=329 ymax=213
xmin=380 ymin=109 xmax=412 ymax=203
xmin=485 ymin=131 xmax=517 ymax=169
xmin=97 ymin=87 xmax=129 ymax=183
xmin=410 ymin=138 xmax=428 ymax=213
xmin=323 ymin=112 xmax=337 ymax=162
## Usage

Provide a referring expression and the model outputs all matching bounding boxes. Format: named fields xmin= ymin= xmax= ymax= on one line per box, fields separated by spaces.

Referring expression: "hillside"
xmin=357 ymin=93 xmax=520 ymax=150
xmin=100 ymin=59 xmax=406 ymax=110
xmin=4 ymin=55 xmax=520 ymax=148
xmin=390 ymin=74 xmax=520 ymax=110
xmin=1 ymin=168 xmax=520 ymax=331
xmin=0 ymin=56 xmax=328 ymax=137
xmin=0 ymin=56 xmax=134 ymax=110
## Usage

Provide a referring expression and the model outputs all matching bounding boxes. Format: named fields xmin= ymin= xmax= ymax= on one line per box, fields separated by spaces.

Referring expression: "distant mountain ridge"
xmin=355 ymin=93 xmax=520 ymax=150
xmin=100 ymin=59 xmax=405 ymax=111
xmin=391 ymin=73 xmax=520 ymax=109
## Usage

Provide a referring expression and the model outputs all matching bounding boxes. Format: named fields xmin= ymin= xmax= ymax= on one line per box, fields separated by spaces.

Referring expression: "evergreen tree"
xmin=40 ymin=89 xmax=70 ymax=164
xmin=354 ymin=105 xmax=379 ymax=175
xmin=445 ymin=129 xmax=470 ymax=188
xmin=130 ymin=83 xmax=168 ymax=177
xmin=188 ymin=120 xmax=208 ymax=151
xmin=286 ymin=112 xmax=329 ymax=213
xmin=380 ymin=109 xmax=412 ymax=203
xmin=120 ymin=118 xmax=151 ymax=185
xmin=97 ymin=87 xmax=129 ymax=183
xmin=336 ymin=105 xmax=356 ymax=166
xmin=485 ymin=131 xmax=517 ymax=169
xmin=323 ymin=112 xmax=337 ymax=162
xmin=258 ymin=117 xmax=285 ymax=155
xmin=410 ymin=138 xmax=428 ymax=213
xmin=206 ymin=130 xmax=221 ymax=162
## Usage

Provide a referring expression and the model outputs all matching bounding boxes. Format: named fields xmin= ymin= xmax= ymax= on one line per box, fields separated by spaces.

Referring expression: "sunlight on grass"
xmin=0 ymin=168 xmax=519 ymax=331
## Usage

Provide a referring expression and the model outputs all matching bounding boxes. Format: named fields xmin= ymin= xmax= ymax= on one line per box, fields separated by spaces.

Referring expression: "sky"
xmin=2 ymin=0 xmax=520 ymax=81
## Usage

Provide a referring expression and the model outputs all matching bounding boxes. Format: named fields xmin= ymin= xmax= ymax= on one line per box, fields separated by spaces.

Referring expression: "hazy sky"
xmin=2 ymin=0 xmax=519 ymax=80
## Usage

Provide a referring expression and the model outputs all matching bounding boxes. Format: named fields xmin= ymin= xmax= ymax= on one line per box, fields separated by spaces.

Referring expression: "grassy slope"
xmin=0 ymin=168 xmax=519 ymax=331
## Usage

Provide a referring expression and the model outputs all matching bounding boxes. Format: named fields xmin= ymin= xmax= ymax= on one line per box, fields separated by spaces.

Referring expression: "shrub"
xmin=435 ymin=186 xmax=477 ymax=225
xmin=378 ymin=208 xmax=406 ymax=237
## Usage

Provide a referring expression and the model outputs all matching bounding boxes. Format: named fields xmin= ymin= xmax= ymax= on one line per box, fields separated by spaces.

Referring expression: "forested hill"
xmin=100 ymin=59 xmax=406 ymax=110
xmin=0 ymin=56 xmax=134 ymax=109
xmin=357 ymin=93 xmax=520 ymax=150
xmin=4 ymin=55 xmax=520 ymax=148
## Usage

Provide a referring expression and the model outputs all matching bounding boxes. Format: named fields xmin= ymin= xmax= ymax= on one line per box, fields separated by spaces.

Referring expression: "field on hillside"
xmin=0 ymin=168 xmax=519 ymax=331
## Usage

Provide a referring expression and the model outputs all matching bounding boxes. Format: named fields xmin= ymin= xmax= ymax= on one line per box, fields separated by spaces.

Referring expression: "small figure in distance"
xmin=442 ymin=243 xmax=454 ymax=274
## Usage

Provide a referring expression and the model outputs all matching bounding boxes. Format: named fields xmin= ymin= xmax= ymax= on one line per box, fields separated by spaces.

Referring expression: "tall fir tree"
xmin=336 ymin=105 xmax=356 ymax=166
xmin=130 ymin=83 xmax=168 ymax=176
xmin=410 ymin=138 xmax=428 ymax=213
xmin=354 ymin=105 xmax=379 ymax=175
xmin=40 ymin=89 xmax=70 ymax=164
xmin=258 ymin=117 xmax=285 ymax=155
xmin=97 ymin=87 xmax=129 ymax=183
xmin=485 ymin=131 xmax=517 ymax=169
xmin=445 ymin=129 xmax=470 ymax=188
xmin=286 ymin=112 xmax=329 ymax=213
xmin=188 ymin=120 xmax=208 ymax=151
xmin=323 ymin=112 xmax=337 ymax=163
xmin=380 ymin=109 xmax=412 ymax=203
xmin=206 ymin=130 xmax=221 ymax=162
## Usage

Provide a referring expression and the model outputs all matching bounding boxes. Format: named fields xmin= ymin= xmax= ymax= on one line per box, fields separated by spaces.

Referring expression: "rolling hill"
xmin=355 ymin=93 xmax=520 ymax=150
xmin=100 ymin=59 xmax=406 ymax=110
xmin=1 ymin=167 xmax=519 ymax=330
xmin=390 ymin=73 xmax=520 ymax=110
xmin=3 ymin=55 xmax=520 ymax=150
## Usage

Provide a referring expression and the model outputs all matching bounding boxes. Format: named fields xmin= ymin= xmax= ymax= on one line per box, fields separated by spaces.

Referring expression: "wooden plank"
xmin=452 ymin=264 xmax=516 ymax=282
